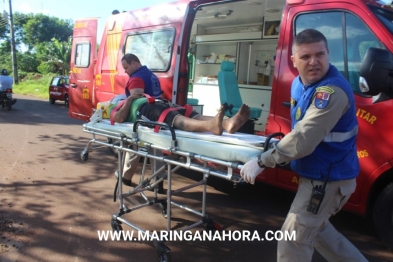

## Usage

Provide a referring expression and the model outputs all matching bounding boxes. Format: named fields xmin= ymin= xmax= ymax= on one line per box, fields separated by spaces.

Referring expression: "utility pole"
xmin=8 ymin=0 xmax=18 ymax=84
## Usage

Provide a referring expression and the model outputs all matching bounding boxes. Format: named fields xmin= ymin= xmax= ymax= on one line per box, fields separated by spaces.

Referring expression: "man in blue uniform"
xmin=240 ymin=29 xmax=367 ymax=261
xmin=117 ymin=53 xmax=162 ymax=188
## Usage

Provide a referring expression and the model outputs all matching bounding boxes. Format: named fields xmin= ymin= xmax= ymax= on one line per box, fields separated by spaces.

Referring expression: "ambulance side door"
xmin=69 ymin=18 xmax=97 ymax=121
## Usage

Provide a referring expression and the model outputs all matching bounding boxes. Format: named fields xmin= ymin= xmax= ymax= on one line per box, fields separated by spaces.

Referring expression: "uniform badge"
xmin=296 ymin=106 xmax=301 ymax=120
xmin=315 ymin=86 xmax=334 ymax=109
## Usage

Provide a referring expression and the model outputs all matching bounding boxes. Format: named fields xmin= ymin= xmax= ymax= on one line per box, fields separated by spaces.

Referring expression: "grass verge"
xmin=12 ymin=73 xmax=56 ymax=100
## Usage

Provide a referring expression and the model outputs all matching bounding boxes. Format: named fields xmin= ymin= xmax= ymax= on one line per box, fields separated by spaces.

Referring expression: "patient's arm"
xmin=113 ymin=94 xmax=143 ymax=123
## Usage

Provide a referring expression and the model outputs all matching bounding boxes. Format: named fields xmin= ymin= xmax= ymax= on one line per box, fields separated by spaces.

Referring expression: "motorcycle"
xmin=0 ymin=88 xmax=13 ymax=110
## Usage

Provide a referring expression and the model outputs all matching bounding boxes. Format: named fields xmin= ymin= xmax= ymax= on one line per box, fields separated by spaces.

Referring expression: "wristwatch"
xmin=256 ymin=154 xmax=265 ymax=168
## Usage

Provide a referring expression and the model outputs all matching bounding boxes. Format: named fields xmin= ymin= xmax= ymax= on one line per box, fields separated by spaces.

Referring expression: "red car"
xmin=49 ymin=76 xmax=69 ymax=107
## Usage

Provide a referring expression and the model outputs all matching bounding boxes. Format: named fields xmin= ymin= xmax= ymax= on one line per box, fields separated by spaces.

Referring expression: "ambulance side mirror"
xmin=359 ymin=47 xmax=393 ymax=96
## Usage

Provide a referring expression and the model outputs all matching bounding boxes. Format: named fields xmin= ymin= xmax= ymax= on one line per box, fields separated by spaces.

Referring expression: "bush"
xmin=17 ymin=53 xmax=40 ymax=73
xmin=37 ymin=62 xmax=61 ymax=74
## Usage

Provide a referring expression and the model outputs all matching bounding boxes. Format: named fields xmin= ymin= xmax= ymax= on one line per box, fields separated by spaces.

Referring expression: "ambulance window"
xmin=345 ymin=13 xmax=383 ymax=93
xmin=295 ymin=11 xmax=384 ymax=94
xmin=124 ymin=28 xmax=175 ymax=71
xmin=75 ymin=43 xmax=90 ymax=67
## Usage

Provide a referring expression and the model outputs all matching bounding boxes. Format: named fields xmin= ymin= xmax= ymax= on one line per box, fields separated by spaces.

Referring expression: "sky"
xmin=1 ymin=0 xmax=175 ymax=40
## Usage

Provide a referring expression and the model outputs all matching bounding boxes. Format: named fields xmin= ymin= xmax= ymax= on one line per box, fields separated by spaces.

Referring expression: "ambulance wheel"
xmin=49 ymin=98 xmax=55 ymax=104
xmin=373 ymin=183 xmax=393 ymax=250
xmin=64 ymin=94 xmax=69 ymax=107
xmin=80 ymin=151 xmax=89 ymax=161
xmin=156 ymin=242 xmax=171 ymax=262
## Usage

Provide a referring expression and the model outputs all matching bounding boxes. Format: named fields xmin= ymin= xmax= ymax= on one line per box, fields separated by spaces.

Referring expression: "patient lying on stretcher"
xmin=110 ymin=94 xmax=250 ymax=135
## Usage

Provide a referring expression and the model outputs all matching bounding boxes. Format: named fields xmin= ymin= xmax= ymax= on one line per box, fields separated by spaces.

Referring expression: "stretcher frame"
xmin=81 ymin=119 xmax=276 ymax=262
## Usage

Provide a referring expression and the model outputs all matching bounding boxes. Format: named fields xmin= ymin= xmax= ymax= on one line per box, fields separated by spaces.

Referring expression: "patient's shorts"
xmin=137 ymin=102 xmax=200 ymax=127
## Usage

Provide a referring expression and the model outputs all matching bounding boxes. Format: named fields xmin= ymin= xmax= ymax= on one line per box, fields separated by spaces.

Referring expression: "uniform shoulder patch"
xmin=314 ymin=86 xmax=334 ymax=109
xmin=316 ymin=86 xmax=335 ymax=94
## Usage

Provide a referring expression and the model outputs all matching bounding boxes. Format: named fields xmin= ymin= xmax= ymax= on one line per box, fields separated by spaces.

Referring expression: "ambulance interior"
xmin=188 ymin=0 xmax=286 ymax=131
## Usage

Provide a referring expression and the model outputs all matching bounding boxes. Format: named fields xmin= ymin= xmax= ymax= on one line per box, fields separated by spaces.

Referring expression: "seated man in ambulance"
xmin=111 ymin=93 xmax=251 ymax=135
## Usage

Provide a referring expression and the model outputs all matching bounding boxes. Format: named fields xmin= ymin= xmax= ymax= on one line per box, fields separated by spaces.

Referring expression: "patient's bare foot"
xmin=225 ymin=104 xmax=250 ymax=133
xmin=209 ymin=105 xmax=225 ymax=135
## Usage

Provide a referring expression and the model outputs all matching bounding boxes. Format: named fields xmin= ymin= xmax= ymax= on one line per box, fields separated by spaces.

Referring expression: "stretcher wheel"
xmin=159 ymin=203 xmax=172 ymax=219
xmin=157 ymin=251 xmax=172 ymax=262
xmin=111 ymin=219 xmax=124 ymax=240
xmin=161 ymin=208 xmax=172 ymax=219
xmin=156 ymin=242 xmax=171 ymax=262
xmin=80 ymin=151 xmax=89 ymax=161
xmin=206 ymin=221 xmax=222 ymax=232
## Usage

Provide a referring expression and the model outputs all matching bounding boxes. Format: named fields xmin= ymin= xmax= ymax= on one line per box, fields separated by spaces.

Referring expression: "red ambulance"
xmin=68 ymin=0 xmax=393 ymax=248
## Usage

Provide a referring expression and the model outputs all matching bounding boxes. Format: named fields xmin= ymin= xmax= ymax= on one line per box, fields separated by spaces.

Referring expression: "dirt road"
xmin=0 ymin=94 xmax=392 ymax=262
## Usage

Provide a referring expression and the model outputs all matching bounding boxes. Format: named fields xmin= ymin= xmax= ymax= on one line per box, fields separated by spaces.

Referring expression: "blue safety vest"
xmin=290 ymin=64 xmax=359 ymax=181
xmin=125 ymin=66 xmax=162 ymax=98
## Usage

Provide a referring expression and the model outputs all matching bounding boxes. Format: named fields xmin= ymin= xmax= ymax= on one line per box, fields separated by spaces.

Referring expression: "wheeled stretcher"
xmin=81 ymin=108 xmax=280 ymax=262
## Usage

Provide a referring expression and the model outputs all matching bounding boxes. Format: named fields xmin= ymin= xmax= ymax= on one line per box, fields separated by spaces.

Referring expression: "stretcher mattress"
xmin=85 ymin=109 xmax=275 ymax=163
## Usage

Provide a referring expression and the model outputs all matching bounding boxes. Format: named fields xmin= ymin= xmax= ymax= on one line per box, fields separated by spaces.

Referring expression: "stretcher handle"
xmin=263 ymin=132 xmax=285 ymax=152
xmin=264 ymin=132 xmax=292 ymax=170
xmin=133 ymin=120 xmax=177 ymax=141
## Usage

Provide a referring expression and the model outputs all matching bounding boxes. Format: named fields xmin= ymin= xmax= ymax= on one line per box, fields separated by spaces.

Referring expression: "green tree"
xmin=14 ymin=13 xmax=73 ymax=52
xmin=0 ymin=12 xmax=73 ymax=76
xmin=36 ymin=37 xmax=71 ymax=75
xmin=12 ymin=13 xmax=31 ymax=50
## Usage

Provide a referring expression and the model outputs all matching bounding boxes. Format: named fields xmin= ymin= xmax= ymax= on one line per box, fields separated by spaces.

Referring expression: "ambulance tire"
xmin=49 ymin=98 xmax=55 ymax=104
xmin=373 ymin=183 xmax=393 ymax=250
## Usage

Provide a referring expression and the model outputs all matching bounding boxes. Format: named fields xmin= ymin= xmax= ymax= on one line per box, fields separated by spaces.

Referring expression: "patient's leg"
xmin=223 ymin=104 xmax=250 ymax=133
xmin=173 ymin=106 xmax=225 ymax=135
xmin=194 ymin=104 xmax=251 ymax=134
